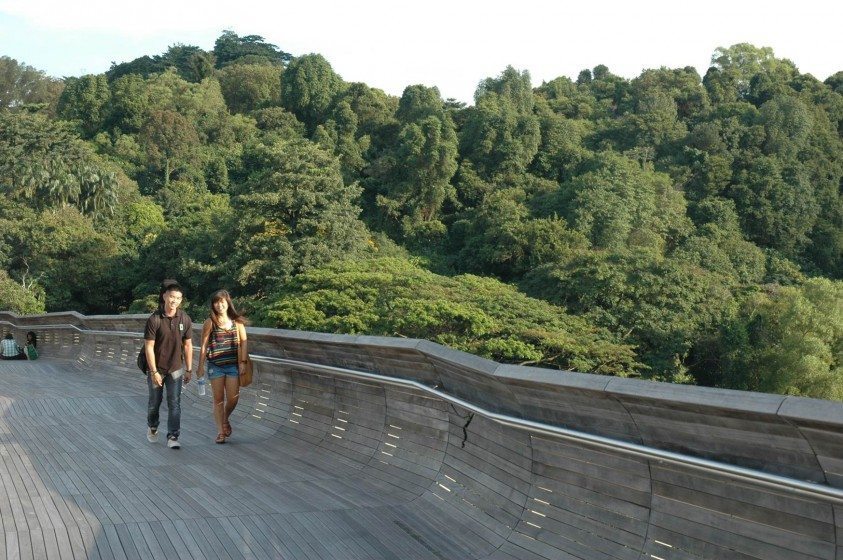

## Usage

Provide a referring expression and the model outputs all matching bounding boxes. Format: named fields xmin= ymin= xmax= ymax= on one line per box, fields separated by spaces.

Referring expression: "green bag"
xmin=25 ymin=344 xmax=38 ymax=360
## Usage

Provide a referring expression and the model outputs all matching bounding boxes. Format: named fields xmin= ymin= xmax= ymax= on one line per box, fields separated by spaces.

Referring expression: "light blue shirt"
xmin=2 ymin=338 xmax=20 ymax=357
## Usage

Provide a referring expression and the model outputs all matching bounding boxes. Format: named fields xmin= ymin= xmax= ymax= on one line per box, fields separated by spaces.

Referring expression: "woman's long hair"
xmin=209 ymin=290 xmax=247 ymax=326
xmin=26 ymin=331 xmax=37 ymax=348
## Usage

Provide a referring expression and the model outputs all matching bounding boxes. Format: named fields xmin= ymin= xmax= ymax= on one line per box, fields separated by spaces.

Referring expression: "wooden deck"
xmin=0 ymin=359 xmax=509 ymax=560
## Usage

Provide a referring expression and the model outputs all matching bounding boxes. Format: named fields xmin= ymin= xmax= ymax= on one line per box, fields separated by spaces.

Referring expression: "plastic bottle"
xmin=197 ymin=376 xmax=206 ymax=396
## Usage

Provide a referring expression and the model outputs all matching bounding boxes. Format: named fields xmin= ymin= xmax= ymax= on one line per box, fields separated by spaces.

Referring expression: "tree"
xmin=459 ymin=67 xmax=540 ymax=181
xmin=530 ymin=97 xmax=589 ymax=182
xmin=0 ymin=111 xmax=119 ymax=216
xmin=139 ymin=109 xmax=200 ymax=188
xmin=523 ymin=249 xmax=736 ymax=382
xmin=703 ymin=44 xmax=798 ymax=104
xmin=715 ymin=279 xmax=843 ymax=400
xmin=229 ymin=139 xmax=369 ymax=293
xmin=336 ymin=82 xmax=399 ymax=143
xmin=626 ymin=67 xmax=709 ymax=121
xmin=826 ymin=72 xmax=843 ymax=94
xmin=0 ymin=56 xmax=62 ymax=112
xmin=395 ymin=84 xmax=447 ymax=123
xmin=759 ymin=95 xmax=813 ymax=157
xmin=107 ymin=74 xmax=150 ymax=133
xmin=454 ymin=187 xmax=589 ymax=279
xmin=548 ymin=152 xmax=691 ymax=251
xmin=0 ymin=269 xmax=44 ymax=313
xmin=217 ymin=63 xmax=282 ymax=114
xmin=20 ymin=206 xmax=120 ymax=312
xmin=161 ymin=44 xmax=214 ymax=82
xmin=132 ymin=181 xmax=233 ymax=307
xmin=674 ymin=199 xmax=767 ymax=286
xmin=281 ymin=54 xmax=345 ymax=134
xmin=107 ymin=55 xmax=166 ymax=81
xmin=578 ymin=64 xmax=629 ymax=118
xmin=144 ymin=69 xmax=231 ymax=142
xmin=729 ymin=155 xmax=818 ymax=258
xmin=212 ymin=30 xmax=291 ymax=68
xmin=253 ymin=256 xmax=641 ymax=376
xmin=373 ymin=85 xmax=458 ymax=243
xmin=535 ymin=75 xmax=596 ymax=119
xmin=57 ymin=74 xmax=111 ymax=137
xmin=313 ymin=100 xmax=368 ymax=184
xmin=252 ymin=107 xmax=306 ymax=139
xmin=622 ymin=88 xmax=688 ymax=155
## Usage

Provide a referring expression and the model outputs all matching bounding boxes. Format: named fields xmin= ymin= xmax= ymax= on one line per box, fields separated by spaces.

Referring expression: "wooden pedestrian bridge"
xmin=1 ymin=311 xmax=841 ymax=560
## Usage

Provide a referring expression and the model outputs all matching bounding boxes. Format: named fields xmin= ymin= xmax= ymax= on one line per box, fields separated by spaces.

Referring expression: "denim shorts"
xmin=207 ymin=362 xmax=239 ymax=380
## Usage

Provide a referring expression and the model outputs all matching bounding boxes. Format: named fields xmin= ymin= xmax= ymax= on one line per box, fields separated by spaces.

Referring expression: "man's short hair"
xmin=158 ymin=279 xmax=184 ymax=305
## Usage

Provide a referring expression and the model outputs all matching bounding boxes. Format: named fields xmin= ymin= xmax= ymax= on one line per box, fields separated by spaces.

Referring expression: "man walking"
xmin=144 ymin=280 xmax=193 ymax=448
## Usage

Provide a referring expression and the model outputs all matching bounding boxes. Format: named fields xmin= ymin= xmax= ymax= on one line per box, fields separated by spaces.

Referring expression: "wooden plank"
xmin=650 ymin=498 xmax=835 ymax=560
xmin=204 ymin=517 xmax=250 ymax=560
xmin=64 ymin=526 xmax=91 ymax=560
xmin=28 ymin=528 xmax=47 ymax=560
xmin=79 ymin=524 xmax=108 ymax=560
xmin=181 ymin=518 xmax=227 ymax=560
xmin=145 ymin=521 xmax=179 ymax=558
xmin=323 ymin=510 xmax=403 ymax=560
xmin=645 ymin=525 xmax=758 ymax=560
xmin=8 ymin=530 xmax=25 ymax=560
xmin=261 ymin=514 xmax=329 ymax=560
xmin=219 ymin=516 xmax=273 ymax=560
xmin=652 ymin=478 xmax=833 ymax=539
xmin=238 ymin=515 xmax=299 ymax=560
xmin=112 ymin=524 xmax=142 ymax=560
xmin=161 ymin=519 xmax=204 ymax=560
xmin=38 ymin=528 xmax=61 ymax=560
xmin=100 ymin=525 xmax=128 ymax=560
xmin=346 ymin=507 xmax=431 ymax=560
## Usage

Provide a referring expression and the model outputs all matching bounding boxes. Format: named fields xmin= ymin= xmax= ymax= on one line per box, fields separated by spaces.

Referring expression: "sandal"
xmin=215 ymin=433 xmax=226 ymax=444
xmin=223 ymin=421 xmax=232 ymax=438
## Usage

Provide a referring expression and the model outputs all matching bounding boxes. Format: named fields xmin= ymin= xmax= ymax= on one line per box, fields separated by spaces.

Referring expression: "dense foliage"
xmin=1 ymin=38 xmax=841 ymax=399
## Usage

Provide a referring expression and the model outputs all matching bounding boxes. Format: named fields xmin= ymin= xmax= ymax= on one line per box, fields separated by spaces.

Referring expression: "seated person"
xmin=1 ymin=333 xmax=26 ymax=360
xmin=24 ymin=331 xmax=38 ymax=360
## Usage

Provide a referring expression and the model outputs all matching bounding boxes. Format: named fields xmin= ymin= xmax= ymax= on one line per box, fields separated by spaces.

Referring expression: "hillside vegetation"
xmin=1 ymin=35 xmax=841 ymax=398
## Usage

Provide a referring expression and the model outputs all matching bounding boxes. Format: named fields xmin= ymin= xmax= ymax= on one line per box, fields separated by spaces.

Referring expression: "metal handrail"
xmin=5 ymin=320 xmax=843 ymax=505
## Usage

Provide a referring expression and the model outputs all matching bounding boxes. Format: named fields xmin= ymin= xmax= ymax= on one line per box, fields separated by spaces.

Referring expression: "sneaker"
xmin=147 ymin=427 xmax=159 ymax=443
xmin=167 ymin=436 xmax=181 ymax=449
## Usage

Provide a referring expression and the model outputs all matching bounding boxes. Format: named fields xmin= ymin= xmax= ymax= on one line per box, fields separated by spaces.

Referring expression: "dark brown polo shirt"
xmin=144 ymin=309 xmax=193 ymax=375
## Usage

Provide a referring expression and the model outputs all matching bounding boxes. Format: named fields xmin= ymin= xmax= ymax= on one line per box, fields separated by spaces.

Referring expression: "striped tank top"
xmin=207 ymin=322 xmax=239 ymax=366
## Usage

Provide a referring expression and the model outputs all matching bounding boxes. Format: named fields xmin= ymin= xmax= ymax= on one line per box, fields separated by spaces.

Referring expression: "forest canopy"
xmin=1 ymin=36 xmax=841 ymax=400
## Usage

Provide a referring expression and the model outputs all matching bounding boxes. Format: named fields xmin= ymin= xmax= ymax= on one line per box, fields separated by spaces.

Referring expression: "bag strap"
xmin=234 ymin=322 xmax=249 ymax=364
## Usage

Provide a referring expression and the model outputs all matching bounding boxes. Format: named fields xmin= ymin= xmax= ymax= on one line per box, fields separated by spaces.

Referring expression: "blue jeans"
xmin=147 ymin=372 xmax=183 ymax=439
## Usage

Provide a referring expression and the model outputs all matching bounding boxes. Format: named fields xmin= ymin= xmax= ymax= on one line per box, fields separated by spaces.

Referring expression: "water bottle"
xmin=197 ymin=376 xmax=206 ymax=396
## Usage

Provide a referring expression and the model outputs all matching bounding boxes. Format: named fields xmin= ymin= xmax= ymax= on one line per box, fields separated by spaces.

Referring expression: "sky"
xmin=0 ymin=0 xmax=840 ymax=105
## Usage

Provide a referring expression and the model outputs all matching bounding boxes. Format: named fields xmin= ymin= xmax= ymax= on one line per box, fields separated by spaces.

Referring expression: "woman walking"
xmin=197 ymin=290 xmax=248 ymax=444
